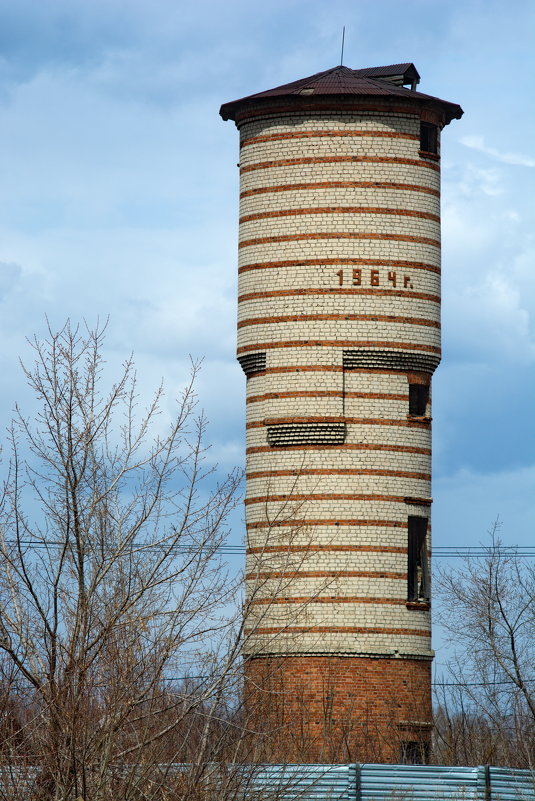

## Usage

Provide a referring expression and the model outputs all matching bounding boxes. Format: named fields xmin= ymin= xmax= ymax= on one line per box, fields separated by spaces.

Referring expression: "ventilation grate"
xmin=343 ymin=349 xmax=439 ymax=374
xmin=238 ymin=351 xmax=266 ymax=377
xmin=267 ymin=422 xmax=346 ymax=447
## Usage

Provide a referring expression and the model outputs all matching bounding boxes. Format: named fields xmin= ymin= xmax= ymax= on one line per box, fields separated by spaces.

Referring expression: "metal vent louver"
xmin=267 ymin=422 xmax=346 ymax=447
xmin=238 ymin=352 xmax=266 ymax=377
xmin=343 ymin=349 xmax=440 ymax=374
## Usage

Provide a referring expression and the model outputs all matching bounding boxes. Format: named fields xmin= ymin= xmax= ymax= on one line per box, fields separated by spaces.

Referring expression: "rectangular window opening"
xmin=408 ymin=516 xmax=429 ymax=602
xmin=409 ymin=383 xmax=429 ymax=416
xmin=420 ymin=122 xmax=438 ymax=154
xmin=400 ymin=740 xmax=430 ymax=765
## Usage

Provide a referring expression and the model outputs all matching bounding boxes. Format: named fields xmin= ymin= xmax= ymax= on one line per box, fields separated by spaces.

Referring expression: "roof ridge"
xmin=260 ymin=64 xmax=354 ymax=94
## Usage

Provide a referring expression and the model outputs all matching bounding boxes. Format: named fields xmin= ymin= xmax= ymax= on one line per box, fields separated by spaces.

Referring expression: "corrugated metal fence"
xmin=244 ymin=764 xmax=535 ymax=800
xmin=1 ymin=763 xmax=532 ymax=799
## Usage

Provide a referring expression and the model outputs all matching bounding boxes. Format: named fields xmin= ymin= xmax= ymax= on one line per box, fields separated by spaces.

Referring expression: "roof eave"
xmin=220 ymin=92 xmax=463 ymax=124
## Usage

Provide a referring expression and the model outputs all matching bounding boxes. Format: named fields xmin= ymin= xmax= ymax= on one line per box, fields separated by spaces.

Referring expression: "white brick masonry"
xmin=235 ymin=106 xmax=439 ymax=660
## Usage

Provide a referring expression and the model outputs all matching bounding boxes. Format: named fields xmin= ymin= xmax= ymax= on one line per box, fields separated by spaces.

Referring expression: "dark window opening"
xmin=409 ymin=383 xmax=429 ymax=416
xmin=408 ymin=516 xmax=429 ymax=602
xmin=400 ymin=740 xmax=430 ymax=765
xmin=420 ymin=122 xmax=438 ymax=154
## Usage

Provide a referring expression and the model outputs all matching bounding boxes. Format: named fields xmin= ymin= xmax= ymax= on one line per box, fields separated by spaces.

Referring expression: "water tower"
xmin=220 ymin=63 xmax=462 ymax=763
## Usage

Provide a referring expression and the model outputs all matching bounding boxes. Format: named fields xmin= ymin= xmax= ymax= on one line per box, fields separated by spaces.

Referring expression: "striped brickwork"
xmin=225 ymin=85 xmax=457 ymax=761
xmin=238 ymin=108 xmax=436 ymax=659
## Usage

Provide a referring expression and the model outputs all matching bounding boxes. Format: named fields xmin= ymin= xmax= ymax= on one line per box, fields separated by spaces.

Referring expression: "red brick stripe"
xmin=247 ymin=542 xmax=408 ymax=551
xmin=253 ymin=366 xmax=419 ymax=377
xmin=240 ymin=206 xmax=439 ymax=224
xmin=262 ymin=414 xmax=416 ymax=423
xmin=240 ymin=130 xmax=420 ymax=148
xmin=249 ymin=596 xmax=413 ymax=607
xmin=250 ymin=366 xmax=343 ymax=377
xmin=247 ymin=520 xmax=407 ymax=531
xmin=248 ymin=367 xmax=436 ymax=380
xmin=405 ymin=496 xmax=432 ymax=506
xmin=238 ymin=288 xmax=440 ymax=304
xmin=239 ymin=231 xmax=440 ymax=250
xmin=238 ymin=313 xmax=440 ymax=330
xmin=246 ymin=468 xmax=430 ymax=480
xmin=241 ymin=181 xmax=440 ymax=199
xmin=245 ymin=570 xmax=407 ymax=580
xmin=247 ymin=417 xmax=430 ymax=430
xmin=246 ymin=390 xmax=409 ymax=403
xmin=247 ymin=443 xmax=431 ymax=455
xmin=245 ymin=493 xmax=419 ymax=506
xmin=238 ymin=339 xmax=440 ymax=355
xmin=240 ymin=155 xmax=439 ymax=174
xmin=239 ymin=257 xmax=440 ymax=276
xmin=244 ymin=626 xmax=429 ymax=637
xmin=419 ymin=150 xmax=440 ymax=162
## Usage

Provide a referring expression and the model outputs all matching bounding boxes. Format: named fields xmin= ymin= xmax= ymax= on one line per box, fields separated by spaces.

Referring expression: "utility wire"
xmin=432 ymin=679 xmax=535 ymax=687
xmin=143 ymin=675 xmax=535 ymax=688
xmin=2 ymin=541 xmax=534 ymax=558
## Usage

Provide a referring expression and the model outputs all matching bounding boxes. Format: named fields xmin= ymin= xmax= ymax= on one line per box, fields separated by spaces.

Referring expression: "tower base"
xmin=244 ymin=655 xmax=432 ymax=764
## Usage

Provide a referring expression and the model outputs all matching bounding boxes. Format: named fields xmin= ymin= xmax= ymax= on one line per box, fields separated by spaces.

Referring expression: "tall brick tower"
xmin=220 ymin=64 xmax=462 ymax=764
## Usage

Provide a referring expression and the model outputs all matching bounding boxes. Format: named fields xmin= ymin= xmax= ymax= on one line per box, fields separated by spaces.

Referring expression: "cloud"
xmin=0 ymin=0 xmax=532 ymax=569
xmin=433 ymin=359 xmax=535 ymax=477
xmin=460 ymin=135 xmax=535 ymax=167
xmin=442 ymin=264 xmax=535 ymax=364
xmin=0 ymin=0 xmax=315 ymax=106
xmin=449 ymin=163 xmax=504 ymax=197
xmin=440 ymin=200 xmax=534 ymax=367
xmin=0 ymin=260 xmax=21 ymax=298
xmin=0 ymin=1 xmax=137 ymax=94
xmin=432 ymin=464 xmax=535 ymax=668
xmin=439 ymin=147 xmax=535 ymax=375
xmin=433 ymin=465 xmax=535 ymax=550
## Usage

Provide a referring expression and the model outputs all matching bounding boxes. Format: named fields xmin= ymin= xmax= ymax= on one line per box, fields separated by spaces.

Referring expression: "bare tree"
xmin=433 ymin=522 xmax=535 ymax=768
xmin=0 ymin=320 xmax=258 ymax=799
xmin=0 ymin=321 xmax=346 ymax=800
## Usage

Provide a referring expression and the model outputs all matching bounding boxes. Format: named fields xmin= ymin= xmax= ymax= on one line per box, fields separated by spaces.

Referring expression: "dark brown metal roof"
xmin=220 ymin=64 xmax=463 ymax=125
xmin=352 ymin=63 xmax=420 ymax=82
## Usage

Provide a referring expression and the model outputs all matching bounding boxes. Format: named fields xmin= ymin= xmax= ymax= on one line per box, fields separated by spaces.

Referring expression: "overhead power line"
xmin=432 ymin=678 xmax=535 ymax=687
xmin=140 ymin=675 xmax=535 ymax=688
xmin=2 ymin=540 xmax=534 ymax=558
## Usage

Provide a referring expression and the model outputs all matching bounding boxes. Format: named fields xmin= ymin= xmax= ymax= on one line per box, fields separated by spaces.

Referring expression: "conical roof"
xmin=220 ymin=64 xmax=463 ymax=124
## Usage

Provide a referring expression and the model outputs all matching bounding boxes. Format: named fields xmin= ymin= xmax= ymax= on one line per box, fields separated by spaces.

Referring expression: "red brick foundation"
xmin=244 ymin=655 xmax=432 ymax=763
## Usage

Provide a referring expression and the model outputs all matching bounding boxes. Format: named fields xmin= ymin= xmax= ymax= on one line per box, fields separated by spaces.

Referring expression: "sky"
xmin=0 ymin=0 xmax=533 ymax=665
